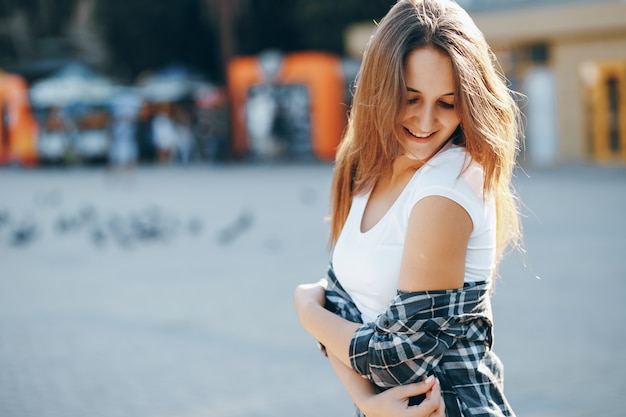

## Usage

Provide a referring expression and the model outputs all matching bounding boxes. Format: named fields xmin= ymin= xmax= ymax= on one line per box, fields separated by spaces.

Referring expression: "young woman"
xmin=295 ymin=0 xmax=522 ymax=416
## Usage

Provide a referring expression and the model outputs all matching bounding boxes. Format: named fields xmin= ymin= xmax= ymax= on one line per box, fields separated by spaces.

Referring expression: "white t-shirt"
xmin=331 ymin=145 xmax=496 ymax=323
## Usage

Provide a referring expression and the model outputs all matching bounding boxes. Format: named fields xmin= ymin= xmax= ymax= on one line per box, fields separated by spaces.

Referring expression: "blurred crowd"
xmin=0 ymin=62 xmax=230 ymax=168
xmin=0 ymin=51 xmax=362 ymax=168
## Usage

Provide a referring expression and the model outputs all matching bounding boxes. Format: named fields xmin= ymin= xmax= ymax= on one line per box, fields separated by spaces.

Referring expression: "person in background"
xmin=294 ymin=0 xmax=523 ymax=416
xmin=108 ymin=91 xmax=141 ymax=169
xmin=151 ymin=104 xmax=177 ymax=163
xmin=173 ymin=105 xmax=195 ymax=165
xmin=136 ymin=103 xmax=156 ymax=163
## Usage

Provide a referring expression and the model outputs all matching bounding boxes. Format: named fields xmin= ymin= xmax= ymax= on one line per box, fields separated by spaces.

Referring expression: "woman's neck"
xmin=390 ymin=155 xmax=423 ymax=180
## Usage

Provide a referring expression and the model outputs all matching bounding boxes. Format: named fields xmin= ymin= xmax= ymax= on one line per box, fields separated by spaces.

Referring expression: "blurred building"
xmin=346 ymin=0 xmax=626 ymax=166
xmin=466 ymin=0 xmax=626 ymax=165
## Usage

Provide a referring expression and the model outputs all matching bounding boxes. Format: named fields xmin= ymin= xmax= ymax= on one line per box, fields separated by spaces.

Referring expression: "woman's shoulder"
xmin=419 ymin=145 xmax=483 ymax=188
xmin=406 ymin=145 xmax=488 ymax=220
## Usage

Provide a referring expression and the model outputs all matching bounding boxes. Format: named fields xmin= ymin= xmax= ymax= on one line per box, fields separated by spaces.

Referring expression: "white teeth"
xmin=407 ymin=128 xmax=432 ymax=138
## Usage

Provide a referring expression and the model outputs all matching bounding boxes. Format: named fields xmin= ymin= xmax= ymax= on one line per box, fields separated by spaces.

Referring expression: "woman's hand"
xmin=294 ymin=279 xmax=327 ymax=316
xmin=359 ymin=376 xmax=445 ymax=417
xmin=426 ymin=377 xmax=446 ymax=417
xmin=293 ymin=279 xmax=361 ymax=367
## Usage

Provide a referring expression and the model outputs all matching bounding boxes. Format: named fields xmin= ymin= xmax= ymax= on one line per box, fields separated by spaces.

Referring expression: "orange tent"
xmin=227 ymin=51 xmax=347 ymax=161
xmin=0 ymin=72 xmax=38 ymax=167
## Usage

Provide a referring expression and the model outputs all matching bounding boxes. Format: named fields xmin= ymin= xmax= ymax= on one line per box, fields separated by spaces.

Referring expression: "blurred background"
xmin=0 ymin=0 xmax=624 ymax=167
xmin=0 ymin=1 xmax=625 ymax=416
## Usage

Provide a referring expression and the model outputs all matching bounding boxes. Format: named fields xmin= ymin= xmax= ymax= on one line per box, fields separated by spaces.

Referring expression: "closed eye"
xmin=439 ymin=101 xmax=455 ymax=109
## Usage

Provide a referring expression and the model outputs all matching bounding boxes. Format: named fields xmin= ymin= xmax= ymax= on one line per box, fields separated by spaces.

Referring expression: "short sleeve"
xmin=406 ymin=147 xmax=488 ymax=233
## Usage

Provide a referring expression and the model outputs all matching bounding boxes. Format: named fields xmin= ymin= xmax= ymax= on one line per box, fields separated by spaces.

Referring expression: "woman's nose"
xmin=417 ymin=105 xmax=435 ymax=132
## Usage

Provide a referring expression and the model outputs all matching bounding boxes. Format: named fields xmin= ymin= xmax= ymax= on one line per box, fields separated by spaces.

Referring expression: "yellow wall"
xmin=471 ymin=2 xmax=626 ymax=46
xmin=553 ymin=37 xmax=626 ymax=161
xmin=472 ymin=1 xmax=626 ymax=163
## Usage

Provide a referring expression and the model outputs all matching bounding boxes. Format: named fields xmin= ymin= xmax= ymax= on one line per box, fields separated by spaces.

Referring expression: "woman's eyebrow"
xmin=406 ymin=86 xmax=454 ymax=96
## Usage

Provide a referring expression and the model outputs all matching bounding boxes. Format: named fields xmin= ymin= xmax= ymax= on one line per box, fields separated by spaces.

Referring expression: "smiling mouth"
xmin=405 ymin=127 xmax=434 ymax=139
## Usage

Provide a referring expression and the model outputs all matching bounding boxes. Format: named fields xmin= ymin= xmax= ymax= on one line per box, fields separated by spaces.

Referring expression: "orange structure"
xmin=0 ymin=72 xmax=38 ymax=167
xmin=227 ymin=51 xmax=347 ymax=161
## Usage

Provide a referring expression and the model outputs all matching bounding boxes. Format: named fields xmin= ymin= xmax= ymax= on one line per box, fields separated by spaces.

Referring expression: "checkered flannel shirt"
xmin=323 ymin=265 xmax=516 ymax=417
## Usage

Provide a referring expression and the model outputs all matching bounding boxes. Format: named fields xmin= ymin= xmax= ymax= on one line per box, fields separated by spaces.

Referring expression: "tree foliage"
xmin=97 ymin=0 xmax=395 ymax=82
xmin=97 ymin=0 xmax=217 ymax=81
xmin=0 ymin=0 xmax=77 ymax=37
xmin=237 ymin=0 xmax=394 ymax=56
xmin=0 ymin=0 xmax=394 ymax=83
xmin=0 ymin=0 xmax=394 ymax=82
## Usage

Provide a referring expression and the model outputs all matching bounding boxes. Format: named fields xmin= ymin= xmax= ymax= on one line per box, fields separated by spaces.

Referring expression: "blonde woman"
xmin=295 ymin=0 xmax=522 ymax=416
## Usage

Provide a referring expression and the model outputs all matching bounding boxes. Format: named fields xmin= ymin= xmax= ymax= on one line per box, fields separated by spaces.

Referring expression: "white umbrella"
xmin=30 ymin=63 xmax=115 ymax=107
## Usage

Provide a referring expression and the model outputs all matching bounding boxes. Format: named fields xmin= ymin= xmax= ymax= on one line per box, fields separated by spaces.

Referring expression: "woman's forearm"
xmin=295 ymin=283 xmax=445 ymax=417
xmin=296 ymin=295 xmax=361 ymax=368
xmin=327 ymin=351 xmax=376 ymax=411
xmin=329 ymin=351 xmax=442 ymax=417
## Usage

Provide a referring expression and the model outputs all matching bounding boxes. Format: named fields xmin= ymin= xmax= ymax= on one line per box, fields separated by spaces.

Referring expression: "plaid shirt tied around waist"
xmin=324 ymin=265 xmax=515 ymax=417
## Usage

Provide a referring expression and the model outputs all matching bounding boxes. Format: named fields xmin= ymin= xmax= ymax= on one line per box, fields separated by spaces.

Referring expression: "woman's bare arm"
xmin=399 ymin=195 xmax=472 ymax=292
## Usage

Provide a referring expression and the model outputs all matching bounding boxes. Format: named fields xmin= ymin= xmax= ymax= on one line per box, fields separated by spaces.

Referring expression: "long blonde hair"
xmin=330 ymin=0 xmax=523 ymax=263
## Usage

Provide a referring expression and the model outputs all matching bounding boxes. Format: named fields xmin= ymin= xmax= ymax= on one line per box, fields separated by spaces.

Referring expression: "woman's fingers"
xmin=404 ymin=376 xmax=443 ymax=417
xmin=373 ymin=375 xmax=436 ymax=404
xmin=400 ymin=375 xmax=436 ymax=398
xmin=294 ymin=281 xmax=326 ymax=310
xmin=435 ymin=379 xmax=446 ymax=417
xmin=359 ymin=376 xmax=438 ymax=417
xmin=426 ymin=375 xmax=440 ymax=398
xmin=424 ymin=377 xmax=445 ymax=417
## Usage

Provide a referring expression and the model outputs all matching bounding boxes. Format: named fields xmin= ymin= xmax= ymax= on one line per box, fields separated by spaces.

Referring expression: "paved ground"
xmin=0 ymin=162 xmax=624 ymax=417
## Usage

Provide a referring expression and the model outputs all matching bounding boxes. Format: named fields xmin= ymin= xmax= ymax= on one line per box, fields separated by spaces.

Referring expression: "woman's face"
xmin=399 ymin=47 xmax=460 ymax=161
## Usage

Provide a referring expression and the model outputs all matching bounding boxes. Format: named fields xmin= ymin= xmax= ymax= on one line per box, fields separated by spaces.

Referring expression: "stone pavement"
xmin=0 ymin=162 xmax=624 ymax=417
